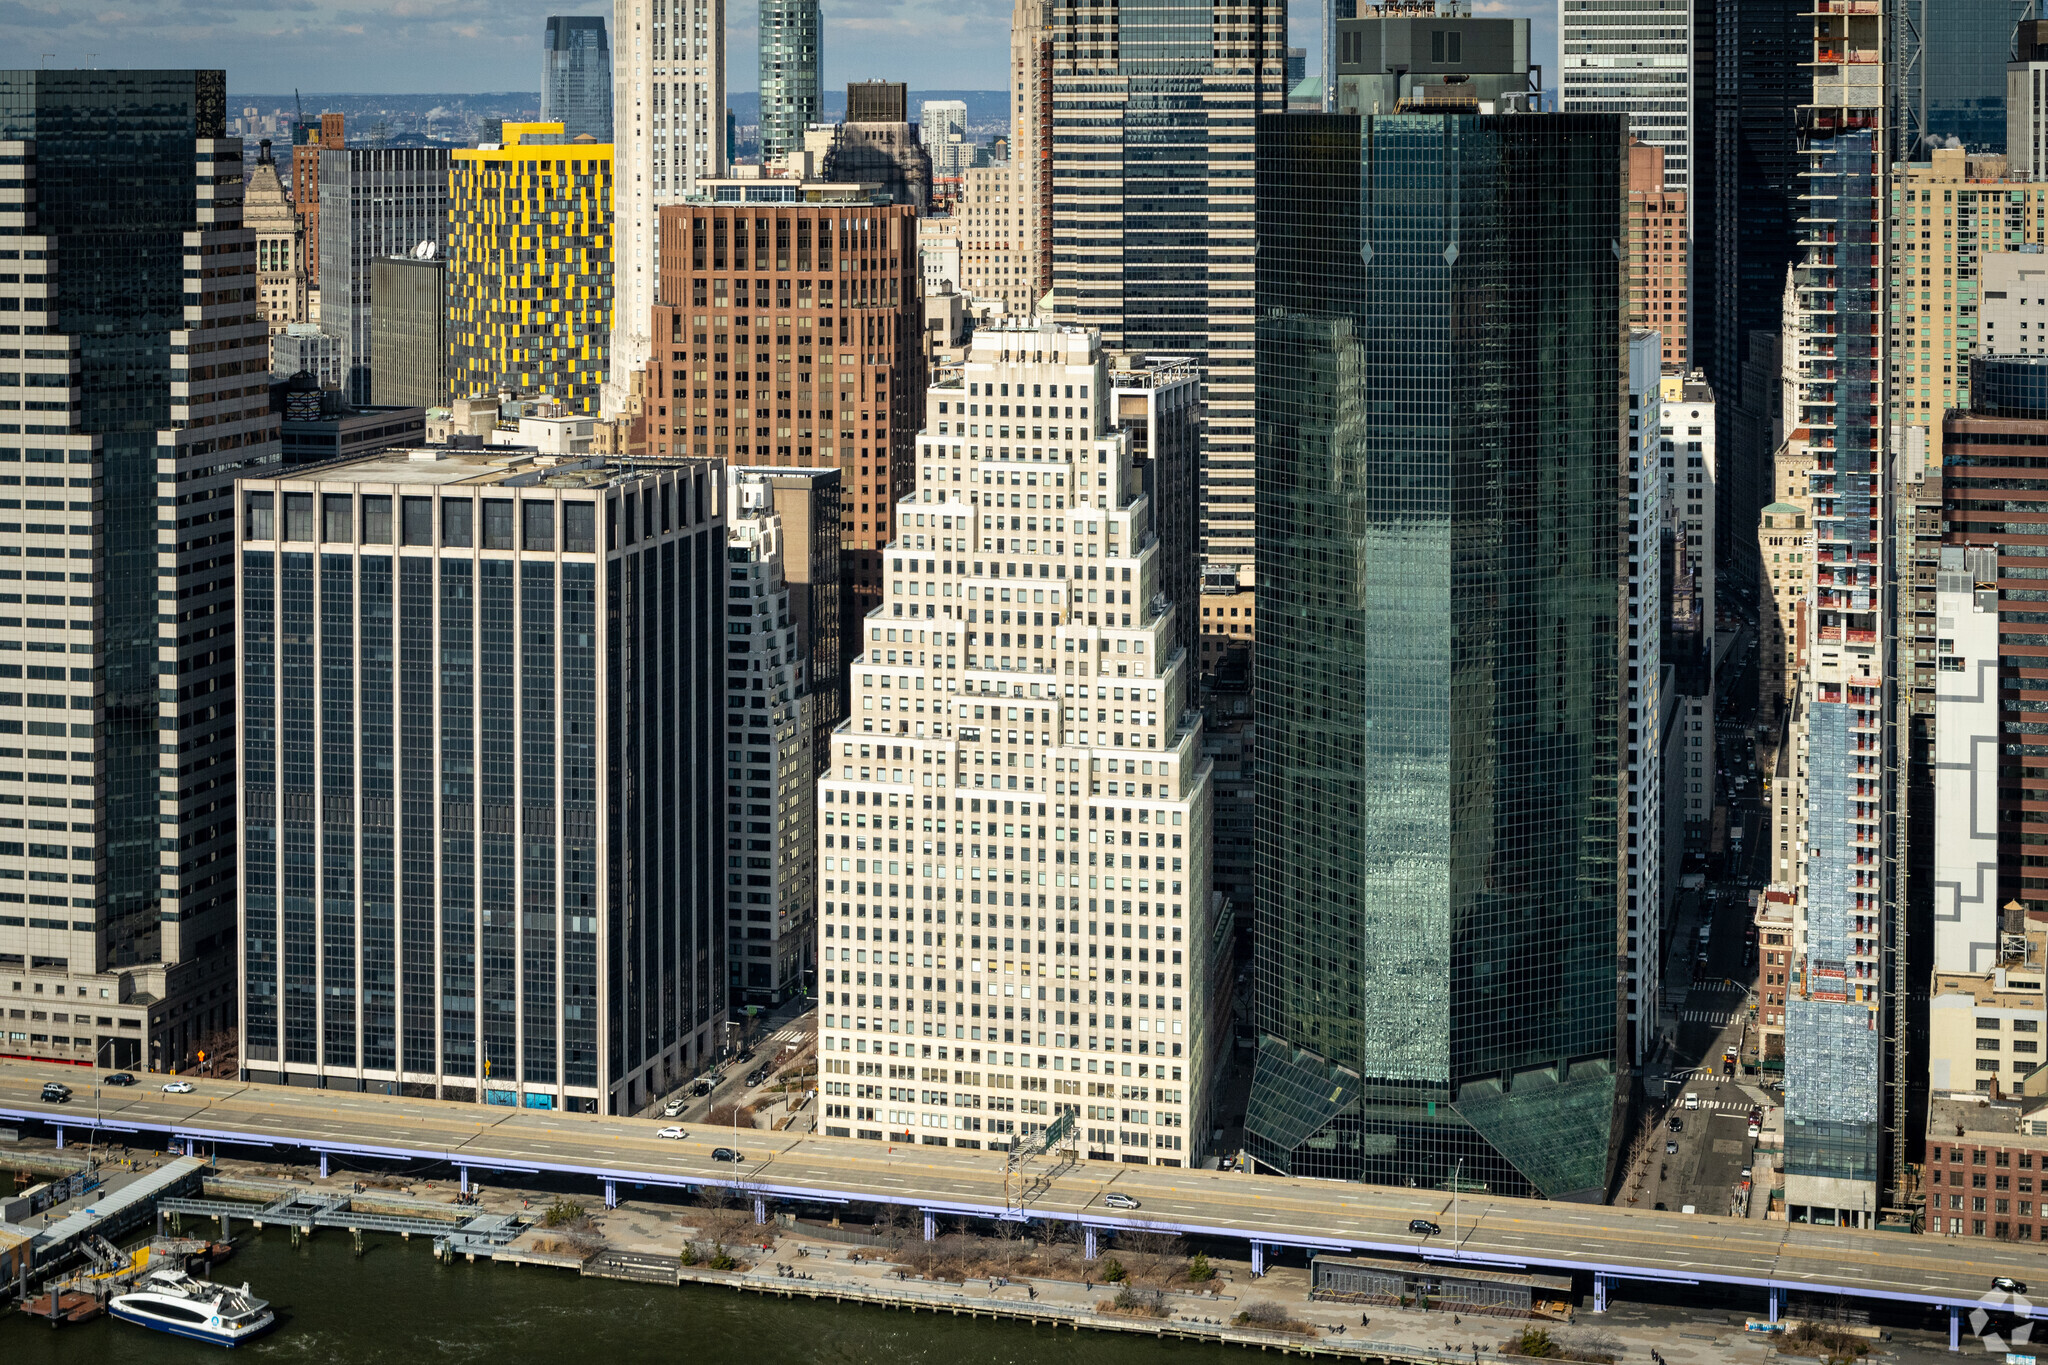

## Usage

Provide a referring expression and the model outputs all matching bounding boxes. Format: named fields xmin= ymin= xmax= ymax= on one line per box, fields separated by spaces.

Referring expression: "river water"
xmin=0 ymin=1175 xmax=1241 ymax=1365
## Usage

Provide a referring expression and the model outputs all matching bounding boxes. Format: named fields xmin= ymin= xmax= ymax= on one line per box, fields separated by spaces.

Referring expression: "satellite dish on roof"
xmin=413 ymin=240 xmax=437 ymax=261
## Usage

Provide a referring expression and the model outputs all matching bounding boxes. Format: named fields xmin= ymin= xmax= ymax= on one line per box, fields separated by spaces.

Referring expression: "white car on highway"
xmin=162 ymin=1081 xmax=195 ymax=1094
xmin=656 ymin=1125 xmax=686 ymax=1140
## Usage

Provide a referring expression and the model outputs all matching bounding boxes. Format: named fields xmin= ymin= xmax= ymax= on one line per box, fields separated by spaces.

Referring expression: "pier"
xmin=155 ymin=1187 xmax=529 ymax=1260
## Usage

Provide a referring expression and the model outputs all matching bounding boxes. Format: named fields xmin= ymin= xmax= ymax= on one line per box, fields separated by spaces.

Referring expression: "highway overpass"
xmin=0 ymin=1059 xmax=2034 ymax=1347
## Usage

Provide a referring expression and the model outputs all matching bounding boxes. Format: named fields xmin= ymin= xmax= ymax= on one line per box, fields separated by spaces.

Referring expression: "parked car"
xmin=656 ymin=1126 xmax=686 ymax=1140
xmin=712 ymin=1147 xmax=745 ymax=1163
xmin=162 ymin=1080 xmax=195 ymax=1094
xmin=104 ymin=1072 xmax=136 ymax=1087
xmin=1408 ymin=1218 xmax=1441 ymax=1236
xmin=1103 ymin=1192 xmax=1141 ymax=1210
xmin=40 ymin=1081 xmax=70 ymax=1103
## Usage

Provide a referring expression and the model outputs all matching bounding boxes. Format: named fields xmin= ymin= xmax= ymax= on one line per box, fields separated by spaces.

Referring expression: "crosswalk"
xmin=1683 ymin=1009 xmax=1736 ymax=1025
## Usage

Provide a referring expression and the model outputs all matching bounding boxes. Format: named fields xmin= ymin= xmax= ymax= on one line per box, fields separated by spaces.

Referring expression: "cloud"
xmin=0 ymin=0 xmax=1406 ymax=99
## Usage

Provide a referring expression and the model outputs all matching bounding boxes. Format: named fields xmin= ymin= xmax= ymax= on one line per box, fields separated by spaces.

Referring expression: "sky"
xmin=0 ymin=0 xmax=1557 ymax=99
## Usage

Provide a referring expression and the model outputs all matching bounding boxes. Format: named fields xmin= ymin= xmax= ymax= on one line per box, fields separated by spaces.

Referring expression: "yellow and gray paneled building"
xmin=447 ymin=122 xmax=613 ymax=413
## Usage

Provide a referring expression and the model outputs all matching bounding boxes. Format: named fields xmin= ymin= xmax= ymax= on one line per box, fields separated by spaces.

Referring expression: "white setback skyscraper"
xmin=608 ymin=0 xmax=726 ymax=415
xmin=814 ymin=321 xmax=1217 ymax=1165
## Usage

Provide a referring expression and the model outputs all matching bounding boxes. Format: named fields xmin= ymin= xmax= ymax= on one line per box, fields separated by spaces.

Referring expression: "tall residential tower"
xmin=607 ymin=0 xmax=727 ymax=416
xmin=1778 ymin=0 xmax=1892 ymax=1228
xmin=446 ymin=123 xmax=614 ymax=413
xmin=759 ymin=0 xmax=822 ymax=167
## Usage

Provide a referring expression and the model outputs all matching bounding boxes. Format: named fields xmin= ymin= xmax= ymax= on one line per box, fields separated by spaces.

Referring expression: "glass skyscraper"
xmin=0 ymin=70 xmax=272 ymax=1075
xmin=236 ymin=454 xmax=726 ymax=1114
xmin=1048 ymin=0 xmax=1290 ymax=571
xmin=759 ymin=0 xmax=821 ymax=166
xmin=542 ymin=16 xmax=614 ymax=144
xmin=1899 ymin=0 xmax=2022 ymax=153
xmin=1245 ymin=110 xmax=1627 ymax=1201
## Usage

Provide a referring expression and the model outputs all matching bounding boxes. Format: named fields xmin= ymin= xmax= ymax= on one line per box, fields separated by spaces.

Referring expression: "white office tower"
xmin=607 ymin=0 xmax=726 ymax=415
xmin=1559 ymin=0 xmax=1694 ymax=191
xmin=725 ymin=470 xmax=818 ymax=1005
xmin=814 ymin=321 xmax=1216 ymax=1165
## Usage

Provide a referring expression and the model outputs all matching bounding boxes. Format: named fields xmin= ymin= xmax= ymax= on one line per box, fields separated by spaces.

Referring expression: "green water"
xmin=1 ymin=1218 xmax=1244 ymax=1364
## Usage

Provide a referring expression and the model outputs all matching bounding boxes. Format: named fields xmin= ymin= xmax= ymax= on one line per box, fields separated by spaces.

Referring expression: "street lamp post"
xmin=1452 ymin=1158 xmax=1464 ymax=1260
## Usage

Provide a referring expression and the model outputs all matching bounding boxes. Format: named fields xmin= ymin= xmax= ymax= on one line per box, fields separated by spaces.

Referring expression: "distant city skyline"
xmin=2 ymin=0 xmax=1555 ymax=100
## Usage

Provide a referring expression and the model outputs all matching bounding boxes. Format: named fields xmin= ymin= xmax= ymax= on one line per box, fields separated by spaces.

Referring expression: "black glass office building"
xmin=543 ymin=16 xmax=615 ymax=144
xmin=237 ymin=455 xmax=725 ymax=1114
xmin=1246 ymin=111 xmax=1627 ymax=1201
xmin=1703 ymin=0 xmax=1803 ymax=580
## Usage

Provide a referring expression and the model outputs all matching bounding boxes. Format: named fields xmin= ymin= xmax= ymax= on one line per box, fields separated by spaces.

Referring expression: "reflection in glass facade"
xmin=542 ymin=16 xmax=614 ymax=144
xmin=1899 ymin=0 xmax=2022 ymax=153
xmin=1246 ymin=112 xmax=1626 ymax=1200
xmin=759 ymin=0 xmax=821 ymax=166
xmin=238 ymin=456 xmax=725 ymax=1113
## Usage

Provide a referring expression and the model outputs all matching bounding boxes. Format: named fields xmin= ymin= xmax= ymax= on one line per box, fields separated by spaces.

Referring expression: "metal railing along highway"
xmin=0 ymin=1058 xmax=2034 ymax=1323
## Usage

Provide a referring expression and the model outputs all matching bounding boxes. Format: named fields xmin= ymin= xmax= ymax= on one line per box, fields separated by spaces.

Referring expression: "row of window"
xmin=246 ymin=492 xmax=598 ymax=553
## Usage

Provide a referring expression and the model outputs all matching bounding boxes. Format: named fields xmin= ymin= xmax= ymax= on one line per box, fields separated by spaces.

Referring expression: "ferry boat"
xmin=108 ymin=1267 xmax=275 ymax=1347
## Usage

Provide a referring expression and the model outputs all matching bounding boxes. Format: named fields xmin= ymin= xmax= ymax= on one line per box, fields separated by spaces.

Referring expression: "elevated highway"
xmin=0 ymin=1059 xmax=2032 ymax=1343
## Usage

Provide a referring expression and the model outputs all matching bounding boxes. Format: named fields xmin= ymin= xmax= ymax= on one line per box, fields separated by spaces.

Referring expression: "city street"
xmin=1622 ymin=627 xmax=1778 ymax=1219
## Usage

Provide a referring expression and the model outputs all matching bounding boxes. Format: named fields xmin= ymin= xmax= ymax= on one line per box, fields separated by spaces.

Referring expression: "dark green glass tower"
xmin=1246 ymin=111 xmax=1627 ymax=1201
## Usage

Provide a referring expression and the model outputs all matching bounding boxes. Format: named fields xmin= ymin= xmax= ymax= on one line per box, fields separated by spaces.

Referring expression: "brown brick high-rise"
xmin=292 ymin=111 xmax=343 ymax=288
xmin=645 ymin=201 xmax=925 ymax=619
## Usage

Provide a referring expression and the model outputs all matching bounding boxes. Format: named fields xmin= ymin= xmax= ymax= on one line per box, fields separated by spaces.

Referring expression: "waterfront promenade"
xmin=0 ymin=1057 xmax=2036 ymax=1337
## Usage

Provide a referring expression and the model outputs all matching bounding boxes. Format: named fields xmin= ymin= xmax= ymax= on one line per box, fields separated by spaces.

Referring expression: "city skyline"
xmin=0 ymin=0 xmax=2031 ymax=1283
xmin=0 ymin=1 xmax=1543 ymax=100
